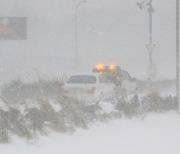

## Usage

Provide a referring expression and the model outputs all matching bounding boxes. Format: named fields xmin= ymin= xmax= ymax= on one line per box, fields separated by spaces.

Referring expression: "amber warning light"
xmin=108 ymin=64 xmax=117 ymax=70
xmin=95 ymin=64 xmax=105 ymax=70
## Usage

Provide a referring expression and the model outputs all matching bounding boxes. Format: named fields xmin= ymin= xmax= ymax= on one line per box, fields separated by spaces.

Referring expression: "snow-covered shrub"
xmin=0 ymin=79 xmax=177 ymax=144
xmin=0 ymin=129 xmax=10 ymax=144
xmin=0 ymin=109 xmax=11 ymax=143
xmin=36 ymin=98 xmax=67 ymax=133
xmin=1 ymin=78 xmax=64 ymax=104
xmin=59 ymin=96 xmax=88 ymax=130
xmin=162 ymin=95 xmax=177 ymax=111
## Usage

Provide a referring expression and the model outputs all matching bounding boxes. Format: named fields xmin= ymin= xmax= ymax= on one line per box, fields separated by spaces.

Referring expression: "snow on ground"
xmin=99 ymin=101 xmax=118 ymax=114
xmin=0 ymin=113 xmax=180 ymax=154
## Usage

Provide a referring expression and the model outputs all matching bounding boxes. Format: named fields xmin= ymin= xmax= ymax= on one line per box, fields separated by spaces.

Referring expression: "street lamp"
xmin=137 ymin=0 xmax=156 ymax=80
xmin=75 ymin=0 xmax=87 ymax=63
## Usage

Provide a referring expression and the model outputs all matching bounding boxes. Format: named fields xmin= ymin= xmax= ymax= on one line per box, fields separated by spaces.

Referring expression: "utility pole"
xmin=176 ymin=0 xmax=179 ymax=114
xmin=148 ymin=0 xmax=153 ymax=65
xmin=137 ymin=0 xmax=156 ymax=80
xmin=75 ymin=0 xmax=87 ymax=63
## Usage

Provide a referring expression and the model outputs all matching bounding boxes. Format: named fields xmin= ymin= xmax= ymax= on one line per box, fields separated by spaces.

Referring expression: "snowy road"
xmin=0 ymin=113 xmax=180 ymax=154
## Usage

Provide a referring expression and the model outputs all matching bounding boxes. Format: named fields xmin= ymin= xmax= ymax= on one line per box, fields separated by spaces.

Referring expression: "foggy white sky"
xmin=0 ymin=0 xmax=176 ymax=84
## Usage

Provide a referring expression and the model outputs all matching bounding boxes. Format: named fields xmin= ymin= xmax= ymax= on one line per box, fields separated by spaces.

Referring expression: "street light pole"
xmin=137 ymin=0 xmax=156 ymax=80
xmin=148 ymin=0 xmax=153 ymax=66
xmin=75 ymin=0 xmax=87 ymax=63
xmin=176 ymin=0 xmax=179 ymax=114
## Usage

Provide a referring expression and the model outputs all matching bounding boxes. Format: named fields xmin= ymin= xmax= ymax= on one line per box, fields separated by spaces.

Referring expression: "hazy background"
xmin=0 ymin=0 xmax=176 ymax=85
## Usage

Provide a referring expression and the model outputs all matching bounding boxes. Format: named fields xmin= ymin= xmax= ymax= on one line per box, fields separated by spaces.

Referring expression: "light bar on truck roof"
xmin=108 ymin=64 xmax=117 ymax=70
xmin=95 ymin=64 xmax=105 ymax=70
xmin=93 ymin=64 xmax=120 ymax=73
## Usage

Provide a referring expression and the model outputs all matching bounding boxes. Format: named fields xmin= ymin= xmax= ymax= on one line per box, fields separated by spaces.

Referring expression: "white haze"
xmin=0 ymin=0 xmax=176 ymax=85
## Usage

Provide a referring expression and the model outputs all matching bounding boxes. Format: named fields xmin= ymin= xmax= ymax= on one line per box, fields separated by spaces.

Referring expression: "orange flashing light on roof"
xmin=96 ymin=64 xmax=105 ymax=70
xmin=108 ymin=64 xmax=116 ymax=70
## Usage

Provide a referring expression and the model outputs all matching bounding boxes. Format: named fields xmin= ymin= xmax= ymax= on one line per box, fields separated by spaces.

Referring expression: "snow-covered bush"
xmin=0 ymin=79 xmax=177 ymax=143
xmin=0 ymin=129 xmax=10 ymax=144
